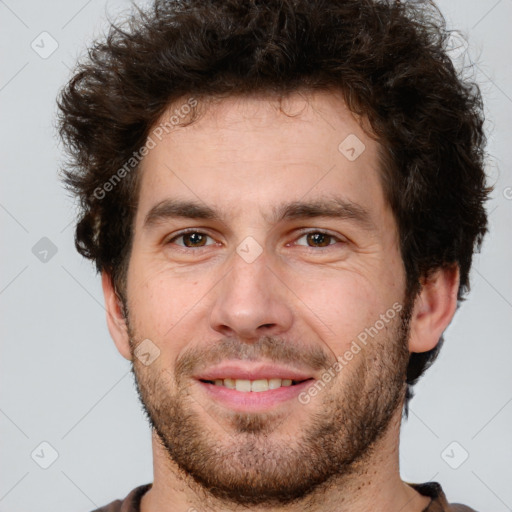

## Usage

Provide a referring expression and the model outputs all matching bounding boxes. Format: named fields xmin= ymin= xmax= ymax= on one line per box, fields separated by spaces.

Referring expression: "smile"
xmin=200 ymin=377 xmax=312 ymax=392
xmin=196 ymin=378 xmax=315 ymax=412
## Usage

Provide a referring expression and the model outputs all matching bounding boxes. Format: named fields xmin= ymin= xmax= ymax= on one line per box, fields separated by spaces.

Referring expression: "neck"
xmin=141 ymin=406 xmax=430 ymax=512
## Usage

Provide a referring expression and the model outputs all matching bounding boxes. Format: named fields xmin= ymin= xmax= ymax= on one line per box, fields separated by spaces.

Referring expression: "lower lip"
xmin=196 ymin=379 xmax=315 ymax=412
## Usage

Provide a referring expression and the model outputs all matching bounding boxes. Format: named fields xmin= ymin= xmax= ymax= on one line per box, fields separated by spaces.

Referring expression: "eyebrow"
xmin=143 ymin=197 xmax=376 ymax=232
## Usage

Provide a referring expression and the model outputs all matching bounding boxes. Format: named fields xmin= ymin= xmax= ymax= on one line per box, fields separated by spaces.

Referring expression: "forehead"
xmin=135 ymin=90 xmax=389 ymax=228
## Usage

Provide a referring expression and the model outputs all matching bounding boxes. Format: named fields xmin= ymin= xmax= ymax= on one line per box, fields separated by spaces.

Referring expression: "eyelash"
xmin=166 ymin=229 xmax=345 ymax=250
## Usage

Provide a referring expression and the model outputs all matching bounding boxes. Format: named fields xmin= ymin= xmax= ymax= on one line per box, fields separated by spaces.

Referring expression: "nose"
xmin=209 ymin=249 xmax=294 ymax=341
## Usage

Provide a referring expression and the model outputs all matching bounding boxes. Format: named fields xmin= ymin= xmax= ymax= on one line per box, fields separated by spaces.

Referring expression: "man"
xmin=57 ymin=0 xmax=490 ymax=510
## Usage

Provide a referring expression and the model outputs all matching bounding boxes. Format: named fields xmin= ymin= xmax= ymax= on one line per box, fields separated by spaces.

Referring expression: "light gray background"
xmin=1 ymin=0 xmax=511 ymax=510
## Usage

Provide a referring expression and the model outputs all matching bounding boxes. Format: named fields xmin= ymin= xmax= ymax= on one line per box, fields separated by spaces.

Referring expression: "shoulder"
xmin=90 ymin=499 xmax=122 ymax=512
xmin=90 ymin=484 xmax=152 ymax=512
xmin=446 ymin=505 xmax=478 ymax=512
xmin=407 ymin=481 xmax=479 ymax=512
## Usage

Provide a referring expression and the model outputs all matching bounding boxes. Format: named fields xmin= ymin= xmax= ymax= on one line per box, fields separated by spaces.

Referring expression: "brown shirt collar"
xmin=407 ymin=482 xmax=478 ymax=512
xmin=93 ymin=481 xmax=477 ymax=512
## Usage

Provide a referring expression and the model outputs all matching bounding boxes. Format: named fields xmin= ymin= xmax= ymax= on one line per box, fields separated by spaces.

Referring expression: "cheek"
xmin=126 ymin=255 xmax=215 ymax=343
xmin=286 ymin=267 xmax=395 ymax=355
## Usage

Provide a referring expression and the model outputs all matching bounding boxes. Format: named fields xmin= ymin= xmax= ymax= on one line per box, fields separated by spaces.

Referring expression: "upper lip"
xmin=194 ymin=362 xmax=315 ymax=382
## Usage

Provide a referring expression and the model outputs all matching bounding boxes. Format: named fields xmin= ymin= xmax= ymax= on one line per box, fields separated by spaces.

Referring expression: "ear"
xmin=408 ymin=265 xmax=460 ymax=353
xmin=101 ymin=271 xmax=132 ymax=360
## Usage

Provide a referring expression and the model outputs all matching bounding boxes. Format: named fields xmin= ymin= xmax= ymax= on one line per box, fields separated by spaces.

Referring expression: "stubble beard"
xmin=128 ymin=300 xmax=412 ymax=507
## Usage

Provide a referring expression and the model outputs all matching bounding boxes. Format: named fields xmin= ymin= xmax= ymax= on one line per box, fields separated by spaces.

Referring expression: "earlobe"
xmin=101 ymin=271 xmax=132 ymax=361
xmin=408 ymin=265 xmax=460 ymax=354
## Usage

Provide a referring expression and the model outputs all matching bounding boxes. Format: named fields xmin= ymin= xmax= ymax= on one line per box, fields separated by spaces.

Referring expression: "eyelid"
xmin=292 ymin=228 xmax=347 ymax=247
xmin=164 ymin=228 xmax=347 ymax=249
xmin=166 ymin=228 xmax=218 ymax=247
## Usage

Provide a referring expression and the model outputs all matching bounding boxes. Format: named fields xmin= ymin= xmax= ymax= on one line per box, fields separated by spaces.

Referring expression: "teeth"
xmin=235 ymin=379 xmax=252 ymax=392
xmin=210 ymin=378 xmax=299 ymax=392
xmin=224 ymin=378 xmax=236 ymax=389
xmin=268 ymin=378 xmax=282 ymax=390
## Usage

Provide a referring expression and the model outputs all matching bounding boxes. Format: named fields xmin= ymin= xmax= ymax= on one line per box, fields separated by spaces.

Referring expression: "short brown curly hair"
xmin=57 ymin=0 xmax=490 ymax=414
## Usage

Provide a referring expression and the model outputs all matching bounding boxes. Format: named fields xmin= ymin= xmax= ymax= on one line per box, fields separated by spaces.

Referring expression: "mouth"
xmin=199 ymin=377 xmax=313 ymax=392
xmin=193 ymin=363 xmax=316 ymax=412
xmin=196 ymin=378 xmax=315 ymax=412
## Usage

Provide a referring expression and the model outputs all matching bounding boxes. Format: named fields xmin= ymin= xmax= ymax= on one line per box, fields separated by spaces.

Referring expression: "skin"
xmin=102 ymin=90 xmax=459 ymax=512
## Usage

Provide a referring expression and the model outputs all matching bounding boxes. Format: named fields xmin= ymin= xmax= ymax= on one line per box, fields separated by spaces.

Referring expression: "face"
xmin=121 ymin=91 xmax=413 ymax=506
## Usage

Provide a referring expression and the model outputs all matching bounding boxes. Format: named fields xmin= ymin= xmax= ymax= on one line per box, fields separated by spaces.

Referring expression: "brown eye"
xmin=296 ymin=231 xmax=338 ymax=248
xmin=170 ymin=232 xmax=214 ymax=248
xmin=307 ymin=233 xmax=332 ymax=247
